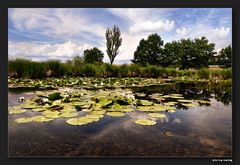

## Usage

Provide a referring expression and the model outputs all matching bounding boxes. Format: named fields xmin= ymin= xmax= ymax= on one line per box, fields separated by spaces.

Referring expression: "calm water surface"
xmin=8 ymin=81 xmax=232 ymax=157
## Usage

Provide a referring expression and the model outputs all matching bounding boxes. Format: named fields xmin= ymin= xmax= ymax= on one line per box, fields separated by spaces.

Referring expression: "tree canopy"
xmin=105 ymin=25 xmax=122 ymax=65
xmin=132 ymin=33 xmax=164 ymax=65
xmin=83 ymin=47 xmax=104 ymax=64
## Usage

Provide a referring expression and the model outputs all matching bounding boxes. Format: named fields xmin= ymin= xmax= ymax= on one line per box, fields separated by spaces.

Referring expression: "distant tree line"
xmin=71 ymin=26 xmax=231 ymax=68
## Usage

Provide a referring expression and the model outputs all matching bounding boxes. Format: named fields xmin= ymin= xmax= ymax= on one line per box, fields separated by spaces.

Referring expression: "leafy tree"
xmin=83 ymin=47 xmax=104 ymax=64
xmin=163 ymin=37 xmax=215 ymax=69
xmin=161 ymin=41 xmax=181 ymax=67
xmin=105 ymin=25 xmax=122 ymax=65
xmin=132 ymin=33 xmax=164 ymax=65
xmin=72 ymin=55 xmax=83 ymax=66
xmin=217 ymin=45 xmax=232 ymax=67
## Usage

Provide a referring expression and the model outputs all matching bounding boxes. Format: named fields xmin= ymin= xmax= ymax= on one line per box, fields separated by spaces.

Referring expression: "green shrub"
xmin=197 ymin=68 xmax=210 ymax=79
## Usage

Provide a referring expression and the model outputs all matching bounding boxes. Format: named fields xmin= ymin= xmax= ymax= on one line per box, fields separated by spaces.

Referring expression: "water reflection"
xmin=8 ymin=81 xmax=231 ymax=157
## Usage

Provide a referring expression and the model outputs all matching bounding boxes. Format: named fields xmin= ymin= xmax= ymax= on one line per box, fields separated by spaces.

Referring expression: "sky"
xmin=8 ymin=8 xmax=232 ymax=64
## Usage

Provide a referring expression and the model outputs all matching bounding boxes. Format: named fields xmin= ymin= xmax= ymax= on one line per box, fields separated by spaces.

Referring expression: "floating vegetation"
xmin=9 ymin=83 xmax=213 ymax=126
xmin=134 ymin=119 xmax=156 ymax=126
xmin=15 ymin=117 xmax=33 ymax=123
xmin=136 ymin=100 xmax=153 ymax=106
xmin=106 ymin=112 xmax=125 ymax=117
xmin=181 ymin=103 xmax=198 ymax=107
xmin=164 ymin=102 xmax=178 ymax=106
xmin=66 ymin=116 xmax=100 ymax=126
xmin=177 ymin=99 xmax=193 ymax=103
xmin=148 ymin=113 xmax=166 ymax=118
xmin=9 ymin=108 xmax=26 ymax=115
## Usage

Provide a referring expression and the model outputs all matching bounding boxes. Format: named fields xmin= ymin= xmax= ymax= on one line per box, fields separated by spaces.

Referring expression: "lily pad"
xmin=9 ymin=108 xmax=27 ymax=115
xmin=59 ymin=112 xmax=78 ymax=118
xmin=148 ymin=113 xmax=166 ymax=118
xmin=106 ymin=112 xmax=125 ymax=117
xmin=97 ymin=98 xmax=113 ymax=107
xmin=181 ymin=103 xmax=198 ymax=107
xmin=15 ymin=117 xmax=33 ymax=123
xmin=136 ymin=100 xmax=153 ymax=106
xmin=31 ymin=116 xmax=53 ymax=122
xmin=42 ymin=111 xmax=60 ymax=118
xmin=48 ymin=92 xmax=63 ymax=101
xmin=134 ymin=119 xmax=156 ymax=126
xmin=164 ymin=102 xmax=178 ymax=106
xmin=177 ymin=99 xmax=193 ymax=103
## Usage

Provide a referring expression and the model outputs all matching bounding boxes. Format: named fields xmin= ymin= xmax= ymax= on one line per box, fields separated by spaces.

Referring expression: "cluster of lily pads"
xmin=9 ymin=88 xmax=211 ymax=126
xmin=8 ymin=77 xmax=167 ymax=89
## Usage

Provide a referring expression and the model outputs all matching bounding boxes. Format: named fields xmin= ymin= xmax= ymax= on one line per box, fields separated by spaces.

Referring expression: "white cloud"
xmin=9 ymin=8 xmax=106 ymax=41
xmin=8 ymin=41 xmax=93 ymax=61
xmin=129 ymin=20 xmax=175 ymax=34
xmin=176 ymin=27 xmax=187 ymax=36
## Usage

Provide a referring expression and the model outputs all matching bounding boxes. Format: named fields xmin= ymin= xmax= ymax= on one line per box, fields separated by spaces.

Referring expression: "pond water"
xmin=8 ymin=81 xmax=232 ymax=157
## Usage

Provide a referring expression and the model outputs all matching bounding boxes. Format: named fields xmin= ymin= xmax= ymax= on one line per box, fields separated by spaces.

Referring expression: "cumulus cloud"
xmin=8 ymin=41 xmax=94 ymax=61
xmin=129 ymin=20 xmax=175 ymax=34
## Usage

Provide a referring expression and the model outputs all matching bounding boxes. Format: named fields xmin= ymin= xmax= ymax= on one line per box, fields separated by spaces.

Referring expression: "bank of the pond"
xmin=8 ymin=60 xmax=231 ymax=80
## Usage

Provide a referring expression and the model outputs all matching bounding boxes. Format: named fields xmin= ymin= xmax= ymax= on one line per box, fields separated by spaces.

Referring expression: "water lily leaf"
xmin=106 ymin=112 xmax=125 ymax=117
xmin=136 ymin=100 xmax=153 ymax=106
xmin=20 ymin=104 xmax=38 ymax=109
xmin=177 ymin=99 xmax=193 ymax=103
xmin=48 ymin=92 xmax=63 ymax=101
xmin=97 ymin=98 xmax=113 ymax=107
xmin=169 ymin=96 xmax=184 ymax=99
xmin=164 ymin=102 xmax=178 ymax=106
xmin=31 ymin=108 xmax=47 ymax=112
xmin=181 ymin=103 xmax=198 ymax=107
xmin=195 ymin=100 xmax=211 ymax=104
xmin=90 ymin=110 xmax=106 ymax=115
xmin=170 ymin=94 xmax=183 ymax=96
xmin=59 ymin=112 xmax=78 ymax=118
xmin=9 ymin=108 xmax=27 ymax=114
xmin=66 ymin=118 xmax=79 ymax=125
xmin=48 ymin=104 xmax=63 ymax=110
xmin=134 ymin=119 xmax=156 ymax=126
xmin=148 ymin=113 xmax=166 ymax=118
xmin=42 ymin=111 xmax=60 ymax=118
xmin=15 ymin=117 xmax=33 ymax=123
xmin=31 ymin=116 xmax=53 ymax=122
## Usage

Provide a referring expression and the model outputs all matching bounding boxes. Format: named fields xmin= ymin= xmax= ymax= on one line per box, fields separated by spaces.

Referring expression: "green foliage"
xmin=83 ymin=47 xmax=104 ymax=64
xmin=106 ymin=25 xmax=122 ymax=65
xmin=48 ymin=92 xmax=63 ymax=101
xmin=217 ymin=45 xmax=232 ymax=67
xmin=132 ymin=33 xmax=164 ymax=65
xmin=197 ymin=68 xmax=210 ymax=79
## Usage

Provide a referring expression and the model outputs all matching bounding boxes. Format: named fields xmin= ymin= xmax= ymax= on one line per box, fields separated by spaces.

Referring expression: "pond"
xmin=8 ymin=81 xmax=232 ymax=157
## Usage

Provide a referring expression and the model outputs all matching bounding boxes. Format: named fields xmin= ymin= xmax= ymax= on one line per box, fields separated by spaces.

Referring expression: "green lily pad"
xmin=134 ymin=119 xmax=156 ymax=126
xmin=181 ymin=103 xmax=198 ymax=107
xmin=177 ymin=99 xmax=193 ymax=103
xmin=195 ymin=100 xmax=211 ymax=104
xmin=9 ymin=108 xmax=27 ymax=114
xmin=136 ymin=100 xmax=153 ymax=106
xmin=148 ymin=113 xmax=166 ymax=118
xmin=106 ymin=112 xmax=125 ymax=117
xmin=20 ymin=104 xmax=38 ymax=109
xmin=164 ymin=102 xmax=178 ymax=106
xmin=97 ymin=98 xmax=112 ymax=107
xmin=48 ymin=92 xmax=63 ymax=101
xmin=90 ymin=110 xmax=106 ymax=115
xmin=42 ymin=111 xmax=60 ymax=118
xmin=59 ymin=112 xmax=78 ymax=118
xmin=31 ymin=116 xmax=53 ymax=122
xmin=15 ymin=117 xmax=33 ymax=123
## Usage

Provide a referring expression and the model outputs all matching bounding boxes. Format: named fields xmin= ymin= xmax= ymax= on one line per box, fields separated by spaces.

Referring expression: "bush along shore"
xmin=8 ymin=59 xmax=231 ymax=89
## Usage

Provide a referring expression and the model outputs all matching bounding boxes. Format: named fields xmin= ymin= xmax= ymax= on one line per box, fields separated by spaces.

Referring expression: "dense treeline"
xmin=8 ymin=58 xmax=231 ymax=80
xmin=132 ymin=34 xmax=231 ymax=69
